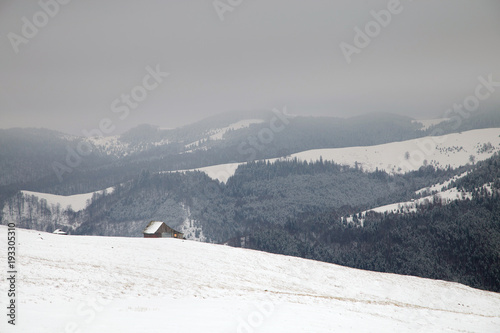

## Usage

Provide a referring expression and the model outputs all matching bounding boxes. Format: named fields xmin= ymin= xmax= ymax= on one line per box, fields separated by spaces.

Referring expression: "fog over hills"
xmin=2 ymin=1 xmax=500 ymax=134
xmin=1 ymin=1 xmax=500 ymax=331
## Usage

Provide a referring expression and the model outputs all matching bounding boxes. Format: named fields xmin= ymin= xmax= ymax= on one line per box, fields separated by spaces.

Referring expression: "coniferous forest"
xmin=242 ymin=156 xmax=500 ymax=292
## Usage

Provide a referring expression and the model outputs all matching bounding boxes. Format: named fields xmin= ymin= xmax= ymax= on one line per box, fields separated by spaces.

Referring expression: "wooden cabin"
xmin=142 ymin=221 xmax=184 ymax=239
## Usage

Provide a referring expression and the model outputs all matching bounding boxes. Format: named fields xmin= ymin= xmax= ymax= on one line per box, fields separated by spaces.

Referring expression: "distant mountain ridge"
xmin=0 ymin=109 xmax=475 ymax=194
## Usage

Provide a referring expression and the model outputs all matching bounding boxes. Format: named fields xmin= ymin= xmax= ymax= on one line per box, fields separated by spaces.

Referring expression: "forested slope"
xmin=243 ymin=155 xmax=500 ymax=292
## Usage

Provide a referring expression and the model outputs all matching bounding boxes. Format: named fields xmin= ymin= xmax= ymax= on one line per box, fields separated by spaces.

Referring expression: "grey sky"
xmin=1 ymin=0 xmax=499 ymax=135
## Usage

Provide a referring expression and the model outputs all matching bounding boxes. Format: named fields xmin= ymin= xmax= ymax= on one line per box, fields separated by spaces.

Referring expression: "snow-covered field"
xmin=1 ymin=226 xmax=499 ymax=333
xmin=178 ymin=128 xmax=500 ymax=183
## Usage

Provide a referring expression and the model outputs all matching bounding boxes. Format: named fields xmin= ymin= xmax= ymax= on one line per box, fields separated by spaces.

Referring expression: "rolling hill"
xmin=176 ymin=127 xmax=500 ymax=182
xmin=1 ymin=226 xmax=499 ymax=333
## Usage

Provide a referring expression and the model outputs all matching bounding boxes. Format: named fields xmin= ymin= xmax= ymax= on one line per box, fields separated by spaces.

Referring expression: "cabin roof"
xmin=143 ymin=221 xmax=165 ymax=234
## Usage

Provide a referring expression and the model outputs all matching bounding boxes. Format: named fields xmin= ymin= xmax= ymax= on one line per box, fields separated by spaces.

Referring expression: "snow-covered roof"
xmin=143 ymin=221 xmax=165 ymax=234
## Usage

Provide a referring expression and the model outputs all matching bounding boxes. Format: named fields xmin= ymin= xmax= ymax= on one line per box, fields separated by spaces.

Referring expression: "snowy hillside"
xmin=284 ymin=128 xmax=499 ymax=174
xmin=1 ymin=226 xmax=499 ymax=333
xmin=412 ymin=118 xmax=449 ymax=130
xmin=344 ymin=172 xmax=473 ymax=225
xmin=167 ymin=162 xmax=242 ymax=183
xmin=21 ymin=187 xmax=114 ymax=212
xmin=344 ymin=168 xmax=499 ymax=226
xmin=415 ymin=171 xmax=470 ymax=196
xmin=177 ymin=127 xmax=500 ymax=183
xmin=184 ymin=119 xmax=265 ymax=151
xmin=0 ymin=187 xmax=115 ymax=234
xmin=345 ymin=189 xmax=472 ymax=226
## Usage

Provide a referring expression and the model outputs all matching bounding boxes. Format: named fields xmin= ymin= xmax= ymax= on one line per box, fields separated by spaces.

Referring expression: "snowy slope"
xmin=1 ymin=226 xmax=499 ymax=333
xmin=412 ymin=118 xmax=450 ymax=130
xmin=202 ymin=119 xmax=265 ymax=141
xmin=182 ymin=128 xmax=500 ymax=183
xmin=167 ymin=162 xmax=242 ymax=183
xmin=415 ymin=171 xmax=470 ymax=196
xmin=21 ymin=187 xmax=114 ymax=212
xmin=0 ymin=187 xmax=116 ymax=232
xmin=272 ymin=128 xmax=499 ymax=174
xmin=185 ymin=119 xmax=265 ymax=151
xmin=345 ymin=187 xmax=473 ymax=225
xmin=344 ymin=172 xmax=497 ymax=225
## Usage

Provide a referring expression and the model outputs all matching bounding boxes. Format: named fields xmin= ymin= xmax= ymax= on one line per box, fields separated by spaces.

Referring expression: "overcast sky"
xmin=1 ymin=0 xmax=499 ymax=135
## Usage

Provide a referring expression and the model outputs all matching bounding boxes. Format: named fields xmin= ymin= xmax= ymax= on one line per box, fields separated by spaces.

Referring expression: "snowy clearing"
xmin=21 ymin=187 xmax=114 ymax=212
xmin=0 ymin=226 xmax=499 ymax=333
xmin=167 ymin=162 xmax=242 ymax=183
